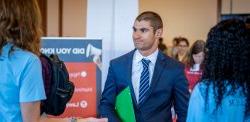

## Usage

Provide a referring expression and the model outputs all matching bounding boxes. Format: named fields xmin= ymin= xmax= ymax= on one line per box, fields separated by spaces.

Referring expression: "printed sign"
xmin=41 ymin=37 xmax=102 ymax=118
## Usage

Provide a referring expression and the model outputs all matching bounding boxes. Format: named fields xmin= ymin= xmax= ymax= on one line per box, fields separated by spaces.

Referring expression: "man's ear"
xmin=155 ymin=29 xmax=163 ymax=37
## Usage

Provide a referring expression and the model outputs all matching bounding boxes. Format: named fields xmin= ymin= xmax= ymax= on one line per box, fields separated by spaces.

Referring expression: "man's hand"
xmin=78 ymin=117 xmax=108 ymax=122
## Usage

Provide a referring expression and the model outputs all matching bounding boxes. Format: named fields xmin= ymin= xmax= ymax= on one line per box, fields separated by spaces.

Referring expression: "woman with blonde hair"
xmin=171 ymin=37 xmax=189 ymax=64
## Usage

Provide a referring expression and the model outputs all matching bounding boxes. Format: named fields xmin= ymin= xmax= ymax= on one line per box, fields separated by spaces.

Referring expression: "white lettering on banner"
xmin=66 ymin=102 xmax=79 ymax=108
xmin=56 ymin=48 xmax=71 ymax=54
xmin=69 ymin=71 xmax=87 ymax=78
xmin=75 ymin=87 xmax=93 ymax=93
xmin=72 ymin=48 xmax=85 ymax=54
xmin=66 ymin=100 xmax=88 ymax=108
xmin=41 ymin=48 xmax=86 ymax=55
xmin=69 ymin=72 xmax=80 ymax=78
xmin=40 ymin=48 xmax=55 ymax=54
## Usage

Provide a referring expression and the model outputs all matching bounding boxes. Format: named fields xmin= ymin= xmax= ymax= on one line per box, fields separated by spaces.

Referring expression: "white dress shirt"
xmin=132 ymin=49 xmax=158 ymax=103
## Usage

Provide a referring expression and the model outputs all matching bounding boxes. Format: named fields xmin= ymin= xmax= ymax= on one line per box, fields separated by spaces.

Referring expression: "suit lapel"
xmin=124 ymin=49 xmax=138 ymax=108
xmin=138 ymin=51 xmax=167 ymax=107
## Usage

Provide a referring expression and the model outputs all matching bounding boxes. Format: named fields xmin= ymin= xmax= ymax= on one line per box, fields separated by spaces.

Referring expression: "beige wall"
xmin=47 ymin=0 xmax=87 ymax=37
xmin=222 ymin=0 xmax=250 ymax=13
xmin=139 ymin=0 xmax=217 ymax=46
xmin=46 ymin=0 xmax=250 ymax=40
xmin=47 ymin=0 xmax=59 ymax=36
xmin=63 ymin=0 xmax=87 ymax=36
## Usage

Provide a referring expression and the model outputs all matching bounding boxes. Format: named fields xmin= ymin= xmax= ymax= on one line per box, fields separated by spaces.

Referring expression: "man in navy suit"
xmin=99 ymin=11 xmax=190 ymax=122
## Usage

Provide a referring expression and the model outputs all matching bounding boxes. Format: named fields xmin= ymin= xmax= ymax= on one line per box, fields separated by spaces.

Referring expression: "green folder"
xmin=115 ymin=87 xmax=136 ymax=122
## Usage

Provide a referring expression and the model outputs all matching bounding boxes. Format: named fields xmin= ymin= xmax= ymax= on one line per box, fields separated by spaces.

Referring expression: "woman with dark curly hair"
xmin=187 ymin=19 xmax=250 ymax=122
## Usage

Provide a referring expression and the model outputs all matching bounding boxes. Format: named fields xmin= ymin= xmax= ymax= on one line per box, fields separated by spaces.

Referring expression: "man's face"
xmin=132 ymin=20 xmax=160 ymax=54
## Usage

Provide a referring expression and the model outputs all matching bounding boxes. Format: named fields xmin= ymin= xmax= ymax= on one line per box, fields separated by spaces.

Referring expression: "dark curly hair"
xmin=202 ymin=19 xmax=250 ymax=114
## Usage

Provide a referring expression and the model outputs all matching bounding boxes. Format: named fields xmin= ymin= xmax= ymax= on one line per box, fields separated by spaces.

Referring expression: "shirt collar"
xmin=0 ymin=43 xmax=12 ymax=60
xmin=133 ymin=49 xmax=158 ymax=65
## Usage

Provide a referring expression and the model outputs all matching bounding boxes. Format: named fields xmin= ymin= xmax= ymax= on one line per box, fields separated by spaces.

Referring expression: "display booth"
xmin=40 ymin=37 xmax=102 ymax=121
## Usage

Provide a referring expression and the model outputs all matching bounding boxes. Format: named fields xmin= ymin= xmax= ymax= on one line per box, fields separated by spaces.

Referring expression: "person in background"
xmin=0 ymin=0 xmax=46 ymax=121
xmin=99 ymin=11 xmax=189 ymax=122
xmin=170 ymin=37 xmax=179 ymax=58
xmin=172 ymin=37 xmax=189 ymax=64
xmin=158 ymin=37 xmax=168 ymax=55
xmin=187 ymin=19 xmax=250 ymax=122
xmin=184 ymin=40 xmax=205 ymax=92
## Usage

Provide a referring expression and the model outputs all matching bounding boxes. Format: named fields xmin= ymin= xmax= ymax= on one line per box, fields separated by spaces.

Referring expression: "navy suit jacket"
xmin=99 ymin=50 xmax=190 ymax=122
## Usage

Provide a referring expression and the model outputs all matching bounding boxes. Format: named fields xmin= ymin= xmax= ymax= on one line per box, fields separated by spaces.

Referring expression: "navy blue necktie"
xmin=139 ymin=58 xmax=150 ymax=104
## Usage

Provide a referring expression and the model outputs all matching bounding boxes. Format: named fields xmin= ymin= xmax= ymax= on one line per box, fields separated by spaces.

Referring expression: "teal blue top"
xmin=187 ymin=82 xmax=250 ymax=122
xmin=0 ymin=43 xmax=46 ymax=122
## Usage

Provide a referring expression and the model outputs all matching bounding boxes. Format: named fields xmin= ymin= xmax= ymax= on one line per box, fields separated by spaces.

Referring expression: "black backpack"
xmin=40 ymin=54 xmax=75 ymax=116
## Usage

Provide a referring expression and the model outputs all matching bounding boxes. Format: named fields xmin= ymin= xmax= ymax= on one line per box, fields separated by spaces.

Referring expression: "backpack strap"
xmin=40 ymin=54 xmax=53 ymax=96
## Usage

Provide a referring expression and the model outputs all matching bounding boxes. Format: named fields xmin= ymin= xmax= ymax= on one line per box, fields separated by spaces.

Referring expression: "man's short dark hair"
xmin=136 ymin=11 xmax=163 ymax=32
